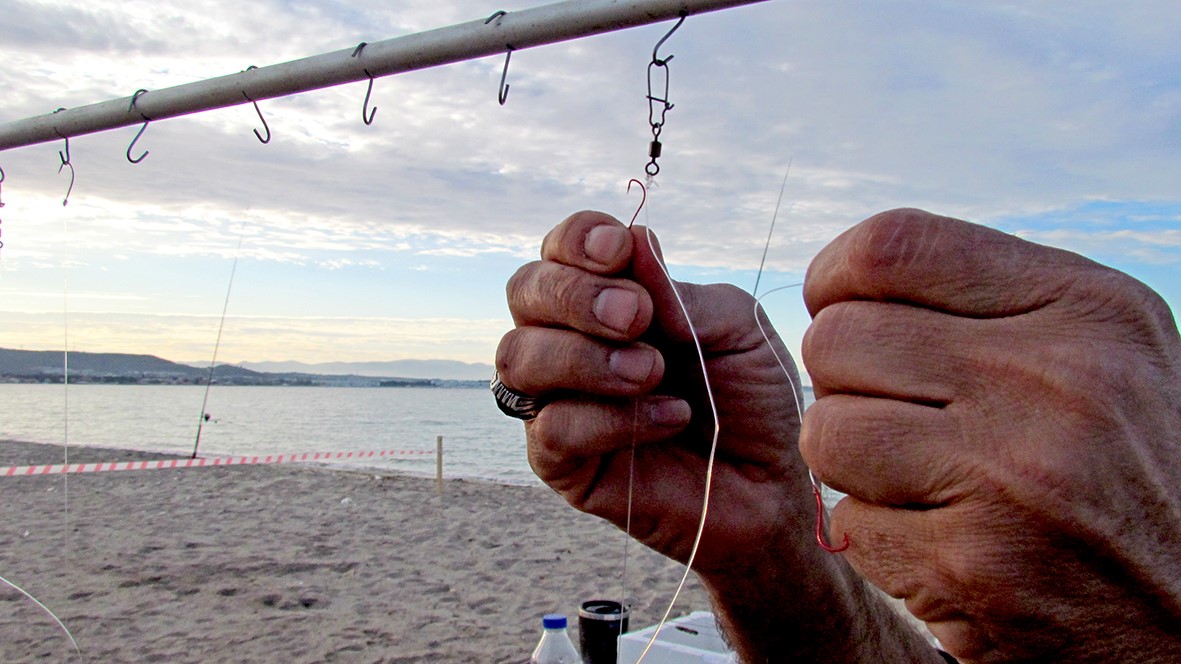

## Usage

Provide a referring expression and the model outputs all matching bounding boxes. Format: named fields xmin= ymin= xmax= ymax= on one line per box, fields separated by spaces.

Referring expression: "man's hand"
xmin=499 ymin=210 xmax=941 ymax=662
xmin=801 ymin=208 xmax=1181 ymax=662
xmin=499 ymin=210 xmax=810 ymax=569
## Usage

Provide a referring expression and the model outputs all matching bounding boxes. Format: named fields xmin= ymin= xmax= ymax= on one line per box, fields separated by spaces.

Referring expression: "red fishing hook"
xmin=813 ymin=483 xmax=849 ymax=553
xmin=626 ymin=178 xmax=646 ymax=228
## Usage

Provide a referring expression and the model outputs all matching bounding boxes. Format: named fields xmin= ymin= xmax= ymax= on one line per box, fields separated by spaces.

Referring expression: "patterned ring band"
xmin=489 ymin=371 xmax=543 ymax=421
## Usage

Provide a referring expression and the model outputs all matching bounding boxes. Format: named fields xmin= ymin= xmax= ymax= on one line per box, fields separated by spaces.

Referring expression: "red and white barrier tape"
xmin=1 ymin=449 xmax=434 ymax=477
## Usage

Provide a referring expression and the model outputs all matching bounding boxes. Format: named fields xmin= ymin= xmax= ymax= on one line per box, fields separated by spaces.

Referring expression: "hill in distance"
xmin=237 ymin=359 xmax=493 ymax=381
xmin=0 ymin=348 xmax=492 ymax=385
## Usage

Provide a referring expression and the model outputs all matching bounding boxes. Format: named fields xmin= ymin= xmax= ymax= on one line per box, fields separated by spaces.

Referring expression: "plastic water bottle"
xmin=530 ymin=614 xmax=581 ymax=663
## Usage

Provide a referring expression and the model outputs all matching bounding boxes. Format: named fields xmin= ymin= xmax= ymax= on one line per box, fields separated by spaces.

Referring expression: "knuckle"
xmin=797 ymin=399 xmax=827 ymax=470
xmin=506 ymin=261 xmax=543 ymax=314
xmin=799 ymin=397 xmax=848 ymax=479
xmin=541 ymin=210 xmax=621 ymax=263
xmin=801 ymin=302 xmax=856 ymax=367
xmin=496 ymin=328 xmax=597 ymax=394
xmin=494 ymin=328 xmax=529 ymax=376
xmin=1086 ymin=269 xmax=1178 ymax=351
xmin=850 ymin=208 xmax=938 ymax=279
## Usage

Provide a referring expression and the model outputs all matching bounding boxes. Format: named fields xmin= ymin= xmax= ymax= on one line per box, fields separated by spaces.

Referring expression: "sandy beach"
xmin=0 ymin=440 xmax=711 ymax=663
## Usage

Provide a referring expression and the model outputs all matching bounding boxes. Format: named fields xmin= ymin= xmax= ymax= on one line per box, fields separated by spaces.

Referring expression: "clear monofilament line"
xmin=754 ymin=284 xmax=805 ymax=424
xmin=749 ymin=165 xmax=846 ymax=550
xmin=61 ymin=214 xmax=70 ymax=552
xmin=634 ymin=223 xmax=723 ymax=664
xmin=754 ymin=287 xmax=848 ymax=552
xmin=619 ymin=401 xmax=639 ymax=617
xmin=0 ymin=574 xmax=80 ymax=655
xmin=752 ymin=161 xmax=792 ymax=299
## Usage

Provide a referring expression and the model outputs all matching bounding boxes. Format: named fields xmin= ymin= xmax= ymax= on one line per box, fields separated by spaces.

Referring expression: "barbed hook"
xmin=626 ymin=178 xmax=646 ymax=228
xmin=810 ymin=471 xmax=850 ymax=553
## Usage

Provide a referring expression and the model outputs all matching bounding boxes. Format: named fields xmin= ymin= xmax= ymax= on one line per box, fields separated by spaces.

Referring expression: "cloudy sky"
xmin=0 ymin=0 xmax=1178 ymax=377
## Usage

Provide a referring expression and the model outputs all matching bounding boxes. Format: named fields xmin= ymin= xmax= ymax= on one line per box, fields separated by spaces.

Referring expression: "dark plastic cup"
xmin=578 ymin=600 xmax=630 ymax=664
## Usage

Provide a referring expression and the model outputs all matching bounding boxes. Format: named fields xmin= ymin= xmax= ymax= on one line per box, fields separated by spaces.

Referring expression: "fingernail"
xmin=594 ymin=288 xmax=639 ymax=334
xmin=585 ymin=225 xmax=628 ymax=265
xmin=609 ymin=348 xmax=655 ymax=383
xmin=648 ymin=398 xmax=690 ymax=428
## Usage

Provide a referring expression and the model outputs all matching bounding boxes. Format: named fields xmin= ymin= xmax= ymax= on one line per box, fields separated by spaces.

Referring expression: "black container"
xmin=578 ymin=600 xmax=630 ymax=664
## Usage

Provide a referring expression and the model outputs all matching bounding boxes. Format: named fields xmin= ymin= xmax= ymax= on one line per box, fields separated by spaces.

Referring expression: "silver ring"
xmin=490 ymin=371 xmax=542 ymax=421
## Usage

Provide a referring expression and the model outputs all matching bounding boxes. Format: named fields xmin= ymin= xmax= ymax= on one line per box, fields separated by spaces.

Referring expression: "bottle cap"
xmin=542 ymin=614 xmax=567 ymax=629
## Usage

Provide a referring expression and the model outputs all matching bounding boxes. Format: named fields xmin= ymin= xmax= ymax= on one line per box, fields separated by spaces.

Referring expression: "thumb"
xmin=803 ymin=208 xmax=1101 ymax=318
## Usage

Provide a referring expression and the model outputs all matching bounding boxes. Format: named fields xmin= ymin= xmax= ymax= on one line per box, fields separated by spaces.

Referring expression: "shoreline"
xmin=0 ymin=439 xmax=710 ymax=662
xmin=0 ymin=438 xmax=541 ymax=489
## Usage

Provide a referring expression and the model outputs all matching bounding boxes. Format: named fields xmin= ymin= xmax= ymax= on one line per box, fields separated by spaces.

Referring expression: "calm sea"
xmin=0 ymin=383 xmax=534 ymax=484
xmin=0 ymin=383 xmax=816 ymax=485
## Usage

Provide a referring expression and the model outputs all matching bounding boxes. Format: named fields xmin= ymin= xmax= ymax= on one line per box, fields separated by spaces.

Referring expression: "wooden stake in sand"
xmin=436 ymin=435 xmax=444 ymax=495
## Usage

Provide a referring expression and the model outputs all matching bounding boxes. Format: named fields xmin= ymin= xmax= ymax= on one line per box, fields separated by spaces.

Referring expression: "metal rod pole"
xmin=0 ymin=0 xmax=767 ymax=152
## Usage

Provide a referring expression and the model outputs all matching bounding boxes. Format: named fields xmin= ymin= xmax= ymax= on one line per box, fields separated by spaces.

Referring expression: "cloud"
xmin=1 ymin=311 xmax=510 ymax=364
xmin=1 ymin=1 xmax=1178 ymax=362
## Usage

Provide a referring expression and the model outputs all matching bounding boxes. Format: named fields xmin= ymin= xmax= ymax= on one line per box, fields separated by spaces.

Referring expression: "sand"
xmin=0 ymin=440 xmax=711 ymax=663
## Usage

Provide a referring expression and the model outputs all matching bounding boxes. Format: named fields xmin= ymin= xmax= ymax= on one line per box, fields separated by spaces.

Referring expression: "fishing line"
xmin=4 ymin=196 xmax=89 ymax=659
xmin=628 ymin=166 xmax=845 ymax=661
xmin=754 ymin=285 xmax=848 ymax=552
xmin=60 ymin=212 xmax=71 ymax=547
xmin=752 ymin=159 xmax=791 ymax=299
xmin=0 ymin=574 xmax=80 ymax=655
xmin=751 ymin=166 xmax=849 ymax=552
xmin=617 ymin=400 xmax=639 ymax=626
xmin=625 ymin=183 xmax=723 ymax=663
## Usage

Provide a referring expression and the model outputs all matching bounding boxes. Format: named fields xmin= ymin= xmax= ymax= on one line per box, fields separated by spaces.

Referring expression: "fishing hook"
xmin=0 ymin=163 xmax=6 ymax=208
xmin=811 ymin=473 xmax=850 ymax=553
xmin=626 ymin=178 xmax=646 ymax=228
xmin=497 ymin=45 xmax=515 ymax=105
xmin=126 ymin=89 xmax=152 ymax=163
xmin=242 ymin=66 xmax=271 ymax=144
xmin=352 ymin=43 xmax=377 ymax=125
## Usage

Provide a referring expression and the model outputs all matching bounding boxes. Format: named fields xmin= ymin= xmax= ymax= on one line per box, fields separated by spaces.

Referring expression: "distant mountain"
xmin=0 ymin=348 xmax=268 ymax=383
xmin=0 ymin=348 xmax=491 ymax=386
xmin=238 ymin=359 xmax=494 ymax=381
xmin=0 ymin=348 xmax=205 ymax=377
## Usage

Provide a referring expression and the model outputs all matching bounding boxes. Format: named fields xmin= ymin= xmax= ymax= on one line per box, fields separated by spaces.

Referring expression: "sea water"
xmin=0 ymin=383 xmax=816 ymax=485
xmin=0 ymin=384 xmax=533 ymax=484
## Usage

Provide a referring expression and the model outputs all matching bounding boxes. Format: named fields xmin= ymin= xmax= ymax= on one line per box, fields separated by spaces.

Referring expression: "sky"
xmin=0 ymin=0 xmax=1178 ymax=380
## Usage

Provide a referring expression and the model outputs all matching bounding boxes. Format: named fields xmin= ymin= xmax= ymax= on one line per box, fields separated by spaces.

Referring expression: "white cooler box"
xmin=616 ymin=611 xmax=736 ymax=664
